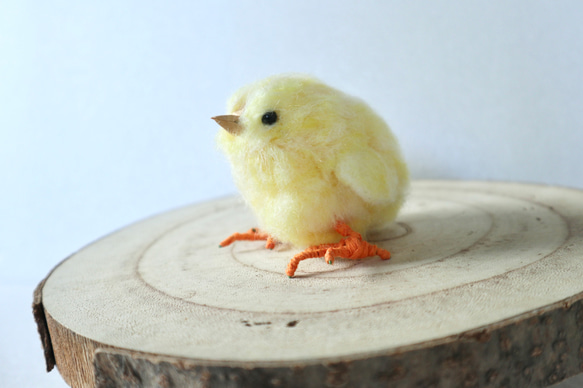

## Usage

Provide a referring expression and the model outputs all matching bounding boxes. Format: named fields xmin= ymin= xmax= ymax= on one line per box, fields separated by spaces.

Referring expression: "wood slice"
xmin=34 ymin=181 xmax=583 ymax=388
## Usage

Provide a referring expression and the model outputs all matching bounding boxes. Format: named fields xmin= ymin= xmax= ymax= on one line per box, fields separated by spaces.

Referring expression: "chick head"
xmin=214 ymin=74 xmax=351 ymax=154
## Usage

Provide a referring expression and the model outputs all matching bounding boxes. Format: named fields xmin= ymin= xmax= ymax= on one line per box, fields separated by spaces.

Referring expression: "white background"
xmin=1 ymin=1 xmax=582 ymax=386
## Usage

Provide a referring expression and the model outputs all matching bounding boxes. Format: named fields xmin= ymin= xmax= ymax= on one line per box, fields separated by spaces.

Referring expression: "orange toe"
xmin=265 ymin=236 xmax=276 ymax=249
xmin=219 ymin=228 xmax=274 ymax=248
xmin=286 ymin=245 xmax=329 ymax=277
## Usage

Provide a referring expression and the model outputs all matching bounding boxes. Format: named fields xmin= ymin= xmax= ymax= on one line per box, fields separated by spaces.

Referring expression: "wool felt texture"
xmin=215 ymin=74 xmax=409 ymax=275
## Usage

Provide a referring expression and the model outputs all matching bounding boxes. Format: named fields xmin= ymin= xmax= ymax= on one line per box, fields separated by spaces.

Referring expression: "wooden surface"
xmin=34 ymin=181 xmax=583 ymax=387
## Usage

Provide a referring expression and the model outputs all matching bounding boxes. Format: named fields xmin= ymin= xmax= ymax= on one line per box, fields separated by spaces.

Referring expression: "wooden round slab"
xmin=34 ymin=181 xmax=583 ymax=388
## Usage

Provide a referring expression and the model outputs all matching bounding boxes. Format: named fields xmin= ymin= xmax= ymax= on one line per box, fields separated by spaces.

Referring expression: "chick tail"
xmin=219 ymin=228 xmax=276 ymax=250
xmin=286 ymin=221 xmax=391 ymax=278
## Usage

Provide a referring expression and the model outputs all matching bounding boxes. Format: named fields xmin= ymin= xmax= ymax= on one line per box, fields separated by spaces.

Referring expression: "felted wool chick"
xmin=213 ymin=74 xmax=409 ymax=277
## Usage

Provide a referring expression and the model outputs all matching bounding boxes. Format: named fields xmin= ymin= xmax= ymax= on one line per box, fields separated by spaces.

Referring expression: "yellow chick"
xmin=213 ymin=74 xmax=409 ymax=277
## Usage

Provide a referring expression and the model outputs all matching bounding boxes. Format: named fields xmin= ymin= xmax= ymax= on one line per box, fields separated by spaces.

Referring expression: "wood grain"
xmin=34 ymin=181 xmax=583 ymax=387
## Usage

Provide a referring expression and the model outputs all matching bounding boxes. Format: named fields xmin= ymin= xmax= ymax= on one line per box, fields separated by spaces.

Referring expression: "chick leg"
xmin=286 ymin=221 xmax=391 ymax=277
xmin=219 ymin=228 xmax=276 ymax=250
xmin=325 ymin=221 xmax=391 ymax=265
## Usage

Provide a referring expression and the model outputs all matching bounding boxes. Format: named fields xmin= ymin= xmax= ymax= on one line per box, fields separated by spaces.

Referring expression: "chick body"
xmin=217 ymin=74 xmax=408 ymax=247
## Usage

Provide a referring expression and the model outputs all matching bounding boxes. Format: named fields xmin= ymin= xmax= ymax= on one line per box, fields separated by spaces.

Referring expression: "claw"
xmin=325 ymin=249 xmax=335 ymax=265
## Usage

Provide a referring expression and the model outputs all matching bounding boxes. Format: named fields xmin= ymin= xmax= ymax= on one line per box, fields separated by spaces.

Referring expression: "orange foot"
xmin=219 ymin=228 xmax=276 ymax=250
xmin=286 ymin=221 xmax=391 ymax=278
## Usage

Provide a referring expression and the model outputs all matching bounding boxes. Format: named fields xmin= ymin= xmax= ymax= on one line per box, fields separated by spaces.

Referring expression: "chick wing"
xmin=335 ymin=150 xmax=401 ymax=205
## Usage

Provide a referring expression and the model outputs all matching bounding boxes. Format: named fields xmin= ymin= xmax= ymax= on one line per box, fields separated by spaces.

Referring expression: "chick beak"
xmin=212 ymin=114 xmax=242 ymax=135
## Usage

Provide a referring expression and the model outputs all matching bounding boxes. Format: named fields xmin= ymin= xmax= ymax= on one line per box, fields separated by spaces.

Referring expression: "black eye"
xmin=261 ymin=111 xmax=278 ymax=126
